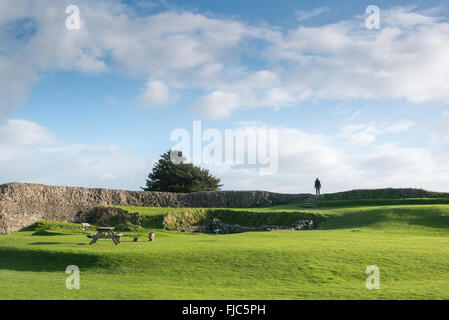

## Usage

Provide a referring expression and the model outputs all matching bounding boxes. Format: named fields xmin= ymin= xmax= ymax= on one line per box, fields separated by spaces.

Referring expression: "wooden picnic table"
xmin=89 ymin=227 xmax=119 ymax=245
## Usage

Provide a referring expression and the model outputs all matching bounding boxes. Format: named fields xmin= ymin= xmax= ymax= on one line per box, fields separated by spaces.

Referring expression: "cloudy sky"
xmin=1 ymin=0 xmax=449 ymax=193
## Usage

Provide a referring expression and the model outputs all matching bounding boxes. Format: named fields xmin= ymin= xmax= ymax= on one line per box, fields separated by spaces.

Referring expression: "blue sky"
xmin=1 ymin=0 xmax=449 ymax=193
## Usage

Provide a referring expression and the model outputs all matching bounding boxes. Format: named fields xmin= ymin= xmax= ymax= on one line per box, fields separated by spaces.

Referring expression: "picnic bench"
xmin=88 ymin=227 xmax=121 ymax=245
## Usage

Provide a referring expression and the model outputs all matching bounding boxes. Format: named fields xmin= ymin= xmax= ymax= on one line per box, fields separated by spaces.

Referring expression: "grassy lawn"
xmin=1 ymin=200 xmax=449 ymax=299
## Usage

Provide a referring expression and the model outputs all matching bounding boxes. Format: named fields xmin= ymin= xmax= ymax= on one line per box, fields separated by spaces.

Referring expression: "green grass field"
xmin=2 ymin=196 xmax=449 ymax=299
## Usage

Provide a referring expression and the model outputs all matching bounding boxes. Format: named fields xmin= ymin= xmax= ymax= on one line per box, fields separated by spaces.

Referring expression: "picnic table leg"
xmin=89 ymin=232 xmax=100 ymax=244
xmin=109 ymin=230 xmax=118 ymax=245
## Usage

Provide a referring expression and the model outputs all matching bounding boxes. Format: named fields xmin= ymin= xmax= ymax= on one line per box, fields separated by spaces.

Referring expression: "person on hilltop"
xmin=314 ymin=178 xmax=321 ymax=197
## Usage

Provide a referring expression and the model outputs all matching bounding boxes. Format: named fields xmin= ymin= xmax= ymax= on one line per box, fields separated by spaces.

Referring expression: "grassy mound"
xmin=318 ymin=205 xmax=449 ymax=232
xmin=23 ymin=221 xmax=83 ymax=232
xmin=22 ymin=221 xmax=87 ymax=237
xmin=316 ymin=198 xmax=449 ymax=208
xmin=3 ymin=201 xmax=449 ymax=299
xmin=322 ymin=188 xmax=449 ymax=200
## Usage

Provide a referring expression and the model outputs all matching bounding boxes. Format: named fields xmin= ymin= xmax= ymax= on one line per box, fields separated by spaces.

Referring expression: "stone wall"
xmin=0 ymin=182 xmax=309 ymax=234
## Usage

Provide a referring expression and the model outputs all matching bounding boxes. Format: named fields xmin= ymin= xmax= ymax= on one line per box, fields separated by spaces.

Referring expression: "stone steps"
xmin=299 ymin=195 xmax=319 ymax=209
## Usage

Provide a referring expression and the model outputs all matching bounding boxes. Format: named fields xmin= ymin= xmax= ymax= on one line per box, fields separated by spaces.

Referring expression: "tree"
xmin=143 ymin=150 xmax=222 ymax=193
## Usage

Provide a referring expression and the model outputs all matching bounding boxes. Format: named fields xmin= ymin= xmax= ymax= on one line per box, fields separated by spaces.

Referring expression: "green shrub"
xmin=80 ymin=207 xmax=143 ymax=231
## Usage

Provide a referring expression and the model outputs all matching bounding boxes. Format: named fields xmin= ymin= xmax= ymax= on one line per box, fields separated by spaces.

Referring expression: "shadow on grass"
xmin=0 ymin=247 xmax=101 ymax=272
xmin=31 ymin=230 xmax=69 ymax=236
xmin=319 ymin=206 xmax=449 ymax=231
xmin=29 ymin=242 xmax=63 ymax=245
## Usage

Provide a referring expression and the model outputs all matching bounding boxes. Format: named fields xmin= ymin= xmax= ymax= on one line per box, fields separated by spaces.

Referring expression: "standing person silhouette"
xmin=314 ymin=178 xmax=321 ymax=197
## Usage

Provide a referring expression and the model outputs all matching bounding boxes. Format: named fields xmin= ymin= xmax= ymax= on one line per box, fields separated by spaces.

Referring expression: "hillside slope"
xmin=322 ymin=188 xmax=449 ymax=200
xmin=2 ymin=203 xmax=449 ymax=299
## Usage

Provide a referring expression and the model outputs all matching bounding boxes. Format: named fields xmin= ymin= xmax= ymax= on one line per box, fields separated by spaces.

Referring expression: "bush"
xmin=79 ymin=207 xmax=143 ymax=231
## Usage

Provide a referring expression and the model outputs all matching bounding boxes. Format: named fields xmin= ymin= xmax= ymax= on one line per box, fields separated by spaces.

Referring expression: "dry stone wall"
xmin=0 ymin=182 xmax=309 ymax=234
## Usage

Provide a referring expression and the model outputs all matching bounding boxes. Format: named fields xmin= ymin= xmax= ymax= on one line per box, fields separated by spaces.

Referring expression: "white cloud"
xmin=1 ymin=118 xmax=449 ymax=193
xmin=137 ymin=80 xmax=175 ymax=108
xmin=266 ymin=7 xmax=449 ymax=104
xmin=338 ymin=122 xmax=378 ymax=146
xmin=192 ymin=6 xmax=449 ymax=117
xmin=429 ymin=120 xmax=449 ymax=145
xmin=2 ymin=3 xmax=449 ymax=119
xmin=296 ymin=7 xmax=330 ymax=22
xmin=209 ymin=123 xmax=449 ymax=193
xmin=193 ymin=91 xmax=241 ymax=119
xmin=383 ymin=6 xmax=443 ymax=28
xmin=0 ymin=119 xmax=151 ymax=190
xmin=336 ymin=119 xmax=415 ymax=146
xmin=0 ymin=0 xmax=259 ymax=117
xmin=2 ymin=3 xmax=449 ymax=193
xmin=385 ymin=119 xmax=415 ymax=132
xmin=0 ymin=119 xmax=58 ymax=146
xmin=357 ymin=144 xmax=434 ymax=175
xmin=0 ymin=57 xmax=37 ymax=118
